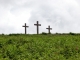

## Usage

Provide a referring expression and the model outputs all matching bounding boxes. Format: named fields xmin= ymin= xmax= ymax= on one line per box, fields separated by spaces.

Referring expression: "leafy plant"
xmin=41 ymin=32 xmax=48 ymax=35
xmin=0 ymin=34 xmax=80 ymax=60
xmin=69 ymin=32 xmax=75 ymax=35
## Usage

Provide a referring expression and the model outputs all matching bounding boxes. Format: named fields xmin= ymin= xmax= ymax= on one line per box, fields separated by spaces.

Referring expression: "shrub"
xmin=41 ymin=32 xmax=48 ymax=35
xmin=69 ymin=32 xmax=75 ymax=35
xmin=9 ymin=34 xmax=21 ymax=36
xmin=1 ymin=33 xmax=4 ymax=35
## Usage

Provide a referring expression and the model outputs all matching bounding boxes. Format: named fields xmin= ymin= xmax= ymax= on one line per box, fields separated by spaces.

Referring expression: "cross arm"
xmin=34 ymin=24 xmax=41 ymax=26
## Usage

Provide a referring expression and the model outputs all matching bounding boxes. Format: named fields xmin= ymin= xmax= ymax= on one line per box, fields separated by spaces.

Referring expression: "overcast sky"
xmin=0 ymin=0 xmax=80 ymax=34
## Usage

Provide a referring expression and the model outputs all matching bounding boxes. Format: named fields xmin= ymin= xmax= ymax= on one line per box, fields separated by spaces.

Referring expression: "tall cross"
xmin=34 ymin=21 xmax=41 ymax=34
xmin=22 ymin=23 xmax=29 ymax=34
xmin=46 ymin=25 xmax=52 ymax=34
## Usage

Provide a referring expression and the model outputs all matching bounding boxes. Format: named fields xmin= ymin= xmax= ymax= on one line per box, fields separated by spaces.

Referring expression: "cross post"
xmin=34 ymin=21 xmax=41 ymax=34
xmin=22 ymin=23 xmax=29 ymax=34
xmin=46 ymin=25 xmax=52 ymax=34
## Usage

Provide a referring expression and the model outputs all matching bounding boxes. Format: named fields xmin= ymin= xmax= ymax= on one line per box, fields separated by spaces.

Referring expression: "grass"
xmin=0 ymin=34 xmax=80 ymax=60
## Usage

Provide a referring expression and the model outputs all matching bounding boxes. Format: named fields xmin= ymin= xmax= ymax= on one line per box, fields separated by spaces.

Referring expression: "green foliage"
xmin=41 ymin=32 xmax=52 ymax=35
xmin=0 ymin=34 xmax=80 ymax=60
xmin=8 ymin=34 xmax=22 ymax=36
xmin=41 ymin=32 xmax=48 ymax=35
xmin=69 ymin=32 xmax=75 ymax=35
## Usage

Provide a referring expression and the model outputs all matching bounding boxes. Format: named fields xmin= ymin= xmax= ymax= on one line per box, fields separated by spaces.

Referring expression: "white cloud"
xmin=0 ymin=0 xmax=80 ymax=34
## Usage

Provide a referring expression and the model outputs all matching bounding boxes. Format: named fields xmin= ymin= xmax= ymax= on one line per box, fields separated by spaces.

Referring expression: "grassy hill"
xmin=0 ymin=34 xmax=80 ymax=60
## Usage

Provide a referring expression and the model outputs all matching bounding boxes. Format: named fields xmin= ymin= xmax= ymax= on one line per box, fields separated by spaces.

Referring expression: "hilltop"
xmin=0 ymin=34 xmax=80 ymax=60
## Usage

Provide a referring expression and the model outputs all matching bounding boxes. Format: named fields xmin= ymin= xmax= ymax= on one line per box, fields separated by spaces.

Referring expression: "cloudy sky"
xmin=0 ymin=0 xmax=80 ymax=34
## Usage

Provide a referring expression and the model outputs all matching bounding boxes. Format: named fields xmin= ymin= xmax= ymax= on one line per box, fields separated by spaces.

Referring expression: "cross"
xmin=22 ymin=23 xmax=29 ymax=34
xmin=46 ymin=25 xmax=52 ymax=34
xmin=34 ymin=21 xmax=41 ymax=34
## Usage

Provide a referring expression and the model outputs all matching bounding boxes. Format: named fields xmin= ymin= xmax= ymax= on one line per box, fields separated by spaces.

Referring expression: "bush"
xmin=41 ymin=32 xmax=48 ymax=35
xmin=69 ymin=32 xmax=75 ymax=35
xmin=2 ymin=33 xmax=4 ymax=35
xmin=9 ymin=34 xmax=21 ymax=36
xmin=55 ymin=32 xmax=61 ymax=35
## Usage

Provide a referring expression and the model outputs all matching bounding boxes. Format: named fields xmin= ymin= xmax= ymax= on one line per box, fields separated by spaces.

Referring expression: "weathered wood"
xmin=46 ymin=25 xmax=52 ymax=34
xmin=34 ymin=21 xmax=41 ymax=34
xmin=22 ymin=23 xmax=29 ymax=34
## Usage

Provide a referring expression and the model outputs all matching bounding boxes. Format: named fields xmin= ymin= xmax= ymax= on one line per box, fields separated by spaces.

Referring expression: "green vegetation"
xmin=0 ymin=34 xmax=80 ymax=60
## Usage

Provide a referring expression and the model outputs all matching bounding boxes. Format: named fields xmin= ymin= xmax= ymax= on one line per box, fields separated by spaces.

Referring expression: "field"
xmin=0 ymin=34 xmax=80 ymax=60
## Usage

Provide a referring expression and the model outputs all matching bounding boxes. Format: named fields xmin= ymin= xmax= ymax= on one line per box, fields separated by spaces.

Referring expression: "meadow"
xmin=0 ymin=34 xmax=80 ymax=60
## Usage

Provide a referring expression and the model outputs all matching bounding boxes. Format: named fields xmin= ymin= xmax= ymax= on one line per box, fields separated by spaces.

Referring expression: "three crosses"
xmin=22 ymin=21 xmax=52 ymax=34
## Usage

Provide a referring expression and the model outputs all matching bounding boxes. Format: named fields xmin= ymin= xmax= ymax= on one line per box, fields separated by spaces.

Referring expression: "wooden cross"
xmin=34 ymin=21 xmax=41 ymax=34
xmin=22 ymin=23 xmax=29 ymax=34
xmin=46 ymin=25 xmax=52 ymax=34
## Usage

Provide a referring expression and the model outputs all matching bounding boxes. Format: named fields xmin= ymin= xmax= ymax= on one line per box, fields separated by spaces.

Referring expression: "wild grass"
xmin=0 ymin=34 xmax=80 ymax=60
